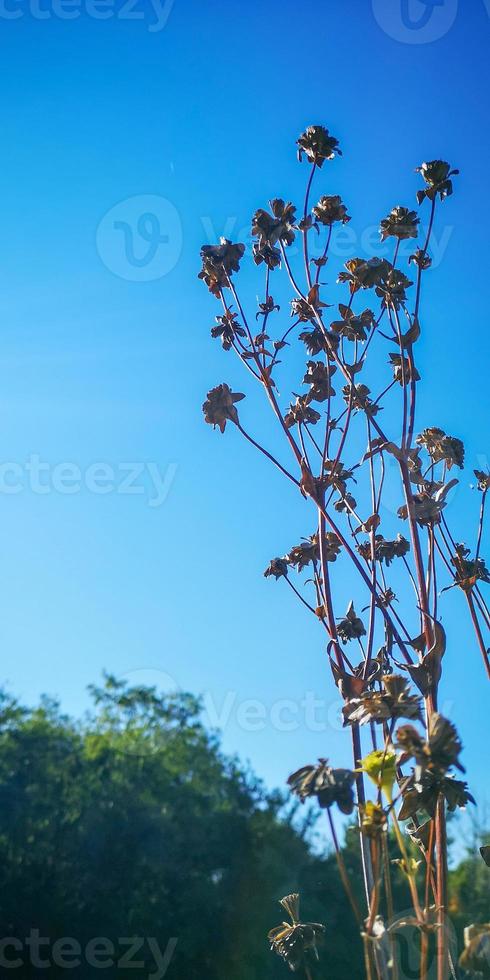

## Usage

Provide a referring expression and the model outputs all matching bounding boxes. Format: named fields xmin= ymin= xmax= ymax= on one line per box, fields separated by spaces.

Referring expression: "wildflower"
xmin=284 ymin=396 xmax=321 ymax=428
xmin=288 ymin=759 xmax=356 ymax=815
xmin=211 ymin=311 xmax=246 ymax=351
xmin=359 ymin=750 xmax=397 ymax=800
xmin=323 ymin=458 xmax=355 ymax=495
xmin=398 ymin=492 xmax=446 ymax=527
xmin=416 ymin=427 xmax=464 ymax=469
xmin=398 ymin=772 xmax=475 ymax=820
xmin=375 ymin=267 xmax=413 ymax=309
xmin=269 ymin=894 xmax=325 ymax=973
xmin=252 ymin=242 xmax=281 ymax=269
xmin=360 ymin=801 xmax=388 ymax=839
xmin=202 ymin=384 xmax=245 ymax=432
xmin=302 ymin=360 xmax=336 ymax=402
xmin=338 ymin=256 xmax=391 ymax=293
xmin=357 ymin=534 xmax=410 ymax=566
xmin=297 ymin=125 xmax=342 ymax=166
xmin=337 ymin=601 xmax=366 ymax=644
xmin=380 ymin=206 xmax=419 ymax=241
xmin=409 ymin=248 xmax=432 ymax=271
xmin=343 ymin=675 xmax=423 ymax=726
xmin=198 ymin=238 xmax=245 ymax=296
xmin=313 ymin=194 xmax=350 ymax=225
xmin=451 ymin=543 xmax=490 ymax=591
xmin=342 ymin=383 xmax=379 ymax=417
xmin=286 ymin=533 xmax=341 ymax=570
xmin=397 ymin=714 xmax=473 ymax=820
xmin=416 ymin=160 xmax=459 ymax=204
xmin=474 ymin=469 xmax=490 ymax=492
xmin=299 ymin=324 xmax=338 ymax=355
xmin=331 ymin=305 xmax=374 ymax=342
xmin=252 ymin=198 xmax=297 ymax=249
xmin=264 ymin=558 xmax=289 ymax=580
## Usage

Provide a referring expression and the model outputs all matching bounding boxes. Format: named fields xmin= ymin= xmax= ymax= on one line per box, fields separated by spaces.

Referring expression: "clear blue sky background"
xmin=0 ymin=0 xmax=489 ymax=817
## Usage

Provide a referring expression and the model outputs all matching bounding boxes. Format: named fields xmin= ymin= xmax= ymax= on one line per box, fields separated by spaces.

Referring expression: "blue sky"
xmin=0 ymin=0 xmax=489 ymax=818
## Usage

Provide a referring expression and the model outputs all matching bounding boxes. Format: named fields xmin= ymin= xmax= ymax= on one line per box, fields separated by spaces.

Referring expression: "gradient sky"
xmin=1 ymin=0 xmax=489 ymax=821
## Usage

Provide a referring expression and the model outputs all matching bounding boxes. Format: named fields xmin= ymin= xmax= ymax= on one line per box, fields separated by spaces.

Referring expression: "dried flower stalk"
xmin=199 ymin=124 xmax=486 ymax=980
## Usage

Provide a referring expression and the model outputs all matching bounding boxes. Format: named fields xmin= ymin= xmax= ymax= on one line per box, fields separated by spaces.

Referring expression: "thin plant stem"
xmin=201 ymin=138 xmax=476 ymax=980
xmin=236 ymin=423 xmax=300 ymax=488
xmin=466 ymin=593 xmax=490 ymax=680
xmin=326 ymin=807 xmax=362 ymax=925
xmin=302 ymin=163 xmax=317 ymax=289
xmin=351 ymin=723 xmax=375 ymax=908
xmin=382 ymin=833 xmax=399 ymax=980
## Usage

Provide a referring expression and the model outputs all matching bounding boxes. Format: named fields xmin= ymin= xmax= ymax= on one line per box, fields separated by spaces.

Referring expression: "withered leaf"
xmin=389 ymin=353 xmax=420 ymax=386
xmin=288 ymin=759 xmax=355 ymax=814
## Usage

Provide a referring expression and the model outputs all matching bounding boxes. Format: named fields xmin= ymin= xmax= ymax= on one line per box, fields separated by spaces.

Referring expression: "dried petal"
xmin=202 ymin=383 xmax=245 ymax=432
xmin=380 ymin=206 xmax=419 ymax=242
xmin=198 ymin=238 xmax=245 ymax=296
xmin=288 ymin=759 xmax=355 ymax=815
xmin=337 ymin=601 xmax=366 ymax=644
xmin=269 ymin=893 xmax=326 ymax=973
xmin=360 ymin=801 xmax=388 ymax=839
xmin=416 ymin=160 xmax=459 ymax=204
xmin=297 ymin=125 xmax=342 ymax=167
xmin=343 ymin=675 xmax=422 ymax=726
xmin=416 ymin=427 xmax=464 ymax=469
xmin=264 ymin=558 xmax=289 ymax=580
xmin=312 ymin=194 xmax=350 ymax=225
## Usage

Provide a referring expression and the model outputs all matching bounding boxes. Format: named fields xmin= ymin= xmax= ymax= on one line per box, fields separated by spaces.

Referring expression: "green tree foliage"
xmin=449 ymin=832 xmax=490 ymax=942
xmin=0 ymin=679 xmax=487 ymax=978
xmin=0 ymin=678 xmax=361 ymax=979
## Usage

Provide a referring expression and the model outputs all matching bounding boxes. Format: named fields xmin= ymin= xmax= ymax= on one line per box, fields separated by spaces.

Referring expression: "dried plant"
xmin=199 ymin=123 xmax=488 ymax=980
xmin=268 ymin=893 xmax=326 ymax=974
